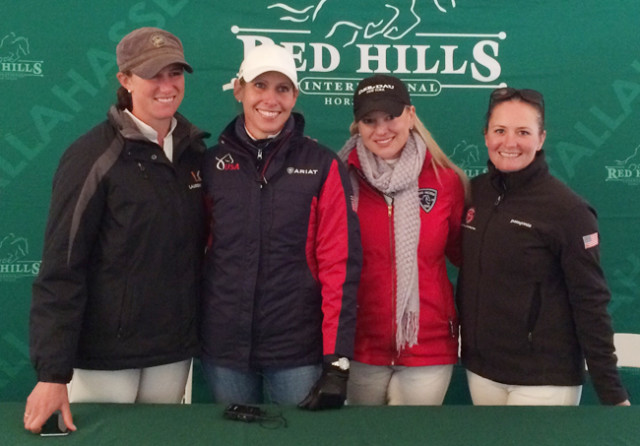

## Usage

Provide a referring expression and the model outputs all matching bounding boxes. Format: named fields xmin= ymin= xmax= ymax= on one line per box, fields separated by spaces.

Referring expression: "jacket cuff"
xmin=37 ymin=369 xmax=73 ymax=384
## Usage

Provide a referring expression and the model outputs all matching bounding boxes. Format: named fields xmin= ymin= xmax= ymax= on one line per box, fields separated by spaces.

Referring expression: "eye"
xmin=518 ymin=130 xmax=531 ymax=136
xmin=277 ymin=85 xmax=292 ymax=93
xmin=361 ymin=117 xmax=375 ymax=125
xmin=253 ymin=81 xmax=266 ymax=89
xmin=493 ymin=128 xmax=504 ymax=134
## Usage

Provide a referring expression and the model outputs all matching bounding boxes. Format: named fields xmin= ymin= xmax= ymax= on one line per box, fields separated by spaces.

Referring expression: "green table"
xmin=2 ymin=403 xmax=637 ymax=446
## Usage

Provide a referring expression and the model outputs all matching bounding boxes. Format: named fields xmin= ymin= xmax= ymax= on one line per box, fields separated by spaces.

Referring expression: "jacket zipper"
xmin=473 ymin=187 xmax=505 ymax=356
xmin=386 ymin=194 xmax=397 ymax=365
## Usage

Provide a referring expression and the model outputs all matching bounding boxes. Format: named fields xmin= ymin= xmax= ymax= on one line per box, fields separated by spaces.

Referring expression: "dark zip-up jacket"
xmin=30 ymin=106 xmax=208 ymax=383
xmin=201 ymin=113 xmax=361 ymax=370
xmin=456 ymin=151 xmax=628 ymax=404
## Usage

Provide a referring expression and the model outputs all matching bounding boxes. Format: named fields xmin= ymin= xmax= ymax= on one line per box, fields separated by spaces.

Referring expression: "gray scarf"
xmin=339 ymin=133 xmax=427 ymax=351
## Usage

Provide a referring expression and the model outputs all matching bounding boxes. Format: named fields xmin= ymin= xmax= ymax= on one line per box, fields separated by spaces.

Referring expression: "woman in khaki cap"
xmin=24 ymin=27 xmax=208 ymax=434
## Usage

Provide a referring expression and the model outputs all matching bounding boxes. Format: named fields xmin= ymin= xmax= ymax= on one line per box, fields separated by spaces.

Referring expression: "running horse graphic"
xmin=269 ymin=0 xmax=457 ymax=47
xmin=0 ymin=32 xmax=30 ymax=62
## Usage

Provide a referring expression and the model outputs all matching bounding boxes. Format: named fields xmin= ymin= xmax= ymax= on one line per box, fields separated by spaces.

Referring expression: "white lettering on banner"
xmin=229 ymin=1 xmax=507 ymax=102
xmin=0 ymin=0 xmax=189 ymax=190
xmin=0 ymin=32 xmax=44 ymax=80
xmin=554 ymin=60 xmax=640 ymax=181
xmin=233 ymin=35 xmax=506 ymax=96
xmin=604 ymin=144 xmax=640 ymax=185
xmin=0 ymin=234 xmax=40 ymax=282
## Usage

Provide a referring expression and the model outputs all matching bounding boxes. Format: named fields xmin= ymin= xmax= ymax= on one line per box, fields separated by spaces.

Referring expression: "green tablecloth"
xmin=1 ymin=403 xmax=636 ymax=446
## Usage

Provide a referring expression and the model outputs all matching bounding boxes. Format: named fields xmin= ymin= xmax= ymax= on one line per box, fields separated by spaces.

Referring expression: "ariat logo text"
xmin=287 ymin=167 xmax=319 ymax=175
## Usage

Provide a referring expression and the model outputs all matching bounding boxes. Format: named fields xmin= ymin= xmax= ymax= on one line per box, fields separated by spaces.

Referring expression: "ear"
xmin=537 ymin=130 xmax=547 ymax=151
xmin=233 ymin=78 xmax=244 ymax=102
xmin=407 ymin=105 xmax=417 ymax=126
xmin=116 ymin=72 xmax=131 ymax=91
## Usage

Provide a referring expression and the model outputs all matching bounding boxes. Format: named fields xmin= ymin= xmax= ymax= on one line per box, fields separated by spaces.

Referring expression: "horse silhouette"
xmin=269 ymin=0 xmax=456 ymax=47
xmin=0 ymin=234 xmax=29 ymax=264
xmin=0 ymin=32 xmax=30 ymax=62
xmin=450 ymin=140 xmax=481 ymax=168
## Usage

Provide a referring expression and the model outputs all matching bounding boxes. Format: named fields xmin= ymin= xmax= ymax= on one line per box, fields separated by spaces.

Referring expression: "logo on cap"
xmin=151 ymin=34 xmax=166 ymax=47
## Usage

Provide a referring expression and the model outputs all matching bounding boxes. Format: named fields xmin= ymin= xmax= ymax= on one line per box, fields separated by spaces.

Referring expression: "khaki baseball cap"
xmin=116 ymin=27 xmax=193 ymax=79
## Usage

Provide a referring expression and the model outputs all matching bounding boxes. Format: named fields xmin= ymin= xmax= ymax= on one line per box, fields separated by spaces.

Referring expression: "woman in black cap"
xmin=339 ymin=74 xmax=468 ymax=405
xmin=24 ymin=27 xmax=208 ymax=433
xmin=456 ymin=87 xmax=630 ymax=406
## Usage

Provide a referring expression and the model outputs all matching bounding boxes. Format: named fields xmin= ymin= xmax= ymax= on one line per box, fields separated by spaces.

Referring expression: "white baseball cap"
xmin=237 ymin=44 xmax=298 ymax=87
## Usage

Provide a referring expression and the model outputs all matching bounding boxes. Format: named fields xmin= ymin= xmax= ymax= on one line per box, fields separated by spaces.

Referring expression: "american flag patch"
xmin=583 ymin=232 xmax=599 ymax=249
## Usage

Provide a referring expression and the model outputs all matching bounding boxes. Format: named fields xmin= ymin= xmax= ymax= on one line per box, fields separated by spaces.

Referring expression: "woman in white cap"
xmin=338 ymin=74 xmax=468 ymax=405
xmin=24 ymin=27 xmax=208 ymax=433
xmin=200 ymin=43 xmax=361 ymax=409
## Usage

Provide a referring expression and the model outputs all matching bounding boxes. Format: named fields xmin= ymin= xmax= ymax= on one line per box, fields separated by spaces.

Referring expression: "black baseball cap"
xmin=353 ymin=74 xmax=411 ymax=122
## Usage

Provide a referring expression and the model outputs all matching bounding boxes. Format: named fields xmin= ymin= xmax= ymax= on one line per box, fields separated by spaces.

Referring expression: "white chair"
xmin=614 ymin=333 xmax=640 ymax=368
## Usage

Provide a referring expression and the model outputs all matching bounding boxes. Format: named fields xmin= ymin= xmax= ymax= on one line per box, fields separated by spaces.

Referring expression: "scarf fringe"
xmin=397 ymin=311 xmax=420 ymax=351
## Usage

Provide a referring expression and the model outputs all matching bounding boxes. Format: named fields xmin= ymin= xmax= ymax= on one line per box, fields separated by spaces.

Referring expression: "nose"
xmin=372 ymin=120 xmax=389 ymax=134
xmin=156 ymin=74 xmax=178 ymax=90
xmin=504 ymin=131 xmax=517 ymax=147
xmin=261 ymin=87 xmax=278 ymax=104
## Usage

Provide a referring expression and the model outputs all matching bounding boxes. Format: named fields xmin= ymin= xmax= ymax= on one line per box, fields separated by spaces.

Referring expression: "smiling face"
xmin=356 ymin=106 xmax=416 ymax=160
xmin=117 ymin=63 xmax=185 ymax=134
xmin=234 ymin=71 xmax=298 ymax=139
xmin=484 ymin=100 xmax=546 ymax=172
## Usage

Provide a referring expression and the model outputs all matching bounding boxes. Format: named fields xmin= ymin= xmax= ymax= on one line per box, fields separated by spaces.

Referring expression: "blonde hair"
xmin=349 ymin=113 xmax=470 ymax=202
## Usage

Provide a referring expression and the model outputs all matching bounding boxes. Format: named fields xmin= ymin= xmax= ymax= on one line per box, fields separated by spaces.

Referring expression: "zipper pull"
xmin=137 ymin=162 xmax=148 ymax=179
xmin=385 ymin=194 xmax=394 ymax=216
xmin=494 ymin=194 xmax=503 ymax=206
xmin=257 ymin=148 xmax=263 ymax=161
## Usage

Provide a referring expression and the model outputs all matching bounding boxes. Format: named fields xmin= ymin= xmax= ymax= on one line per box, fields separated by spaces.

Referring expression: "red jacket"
xmin=346 ymin=148 xmax=464 ymax=366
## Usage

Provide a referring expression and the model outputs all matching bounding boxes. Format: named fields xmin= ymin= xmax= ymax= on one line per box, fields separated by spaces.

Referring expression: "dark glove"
xmin=298 ymin=356 xmax=349 ymax=410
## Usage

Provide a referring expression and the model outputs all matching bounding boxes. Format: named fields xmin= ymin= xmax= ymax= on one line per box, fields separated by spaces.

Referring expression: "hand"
xmin=24 ymin=382 xmax=76 ymax=434
xmin=298 ymin=358 xmax=349 ymax=410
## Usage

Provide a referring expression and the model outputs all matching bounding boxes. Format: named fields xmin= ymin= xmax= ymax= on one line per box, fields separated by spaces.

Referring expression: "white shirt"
xmin=125 ymin=109 xmax=177 ymax=162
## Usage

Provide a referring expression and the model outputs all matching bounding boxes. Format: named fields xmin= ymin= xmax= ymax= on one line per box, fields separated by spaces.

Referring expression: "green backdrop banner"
xmin=1 ymin=0 xmax=639 ymax=401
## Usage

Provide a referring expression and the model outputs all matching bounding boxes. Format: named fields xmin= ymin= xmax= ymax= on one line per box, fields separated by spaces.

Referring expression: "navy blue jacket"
xmin=201 ymin=113 xmax=361 ymax=370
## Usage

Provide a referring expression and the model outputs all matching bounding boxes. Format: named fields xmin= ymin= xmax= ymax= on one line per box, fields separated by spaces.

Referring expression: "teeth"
xmin=500 ymin=152 xmax=520 ymax=158
xmin=258 ymin=110 xmax=279 ymax=118
xmin=157 ymin=97 xmax=174 ymax=103
xmin=377 ymin=138 xmax=393 ymax=144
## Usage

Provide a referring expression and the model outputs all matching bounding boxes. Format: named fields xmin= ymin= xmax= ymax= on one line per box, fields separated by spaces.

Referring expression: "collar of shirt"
xmin=125 ymin=109 xmax=177 ymax=162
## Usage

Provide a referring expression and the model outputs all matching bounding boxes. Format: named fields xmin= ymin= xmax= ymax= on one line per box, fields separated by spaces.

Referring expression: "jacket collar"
xmin=220 ymin=112 xmax=303 ymax=153
xmin=488 ymin=150 xmax=549 ymax=193
xmin=107 ymin=105 xmax=208 ymax=159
